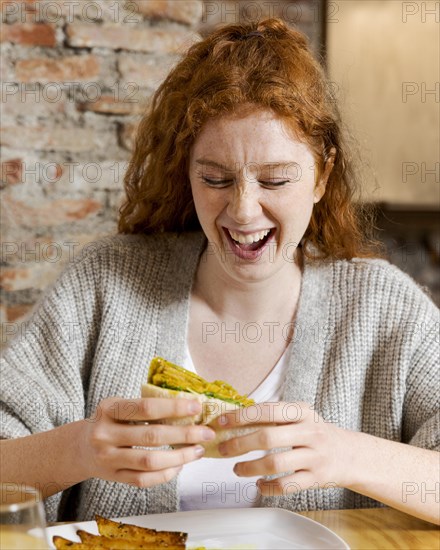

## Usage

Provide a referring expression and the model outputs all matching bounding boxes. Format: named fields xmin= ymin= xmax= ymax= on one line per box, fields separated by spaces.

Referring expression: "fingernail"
xmin=202 ymin=428 xmax=215 ymax=440
xmin=189 ymin=401 xmax=201 ymax=414
xmin=233 ymin=464 xmax=241 ymax=476
xmin=194 ymin=445 xmax=205 ymax=458
xmin=218 ymin=415 xmax=228 ymax=426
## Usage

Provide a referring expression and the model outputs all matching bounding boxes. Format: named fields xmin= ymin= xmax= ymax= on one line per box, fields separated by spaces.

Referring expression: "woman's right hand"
xmin=80 ymin=397 xmax=215 ymax=488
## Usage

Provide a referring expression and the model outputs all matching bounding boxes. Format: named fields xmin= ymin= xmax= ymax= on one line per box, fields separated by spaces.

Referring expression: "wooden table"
xmin=299 ymin=508 xmax=439 ymax=549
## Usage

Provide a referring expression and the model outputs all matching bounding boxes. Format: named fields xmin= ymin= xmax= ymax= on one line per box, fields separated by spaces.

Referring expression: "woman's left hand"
xmin=211 ymin=401 xmax=352 ymax=496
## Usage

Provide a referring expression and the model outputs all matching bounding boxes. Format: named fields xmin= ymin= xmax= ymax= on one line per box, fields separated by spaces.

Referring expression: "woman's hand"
xmin=212 ymin=401 xmax=439 ymax=525
xmin=80 ymin=397 xmax=216 ymax=488
xmin=212 ymin=401 xmax=350 ymax=496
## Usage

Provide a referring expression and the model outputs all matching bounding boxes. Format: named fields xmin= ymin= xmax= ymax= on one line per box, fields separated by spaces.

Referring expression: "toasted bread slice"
xmin=141 ymin=384 xmax=264 ymax=458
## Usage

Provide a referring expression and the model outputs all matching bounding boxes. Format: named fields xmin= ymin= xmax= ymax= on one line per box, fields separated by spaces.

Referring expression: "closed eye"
xmin=201 ymin=177 xmax=290 ymax=188
xmin=260 ymin=181 xmax=290 ymax=187
xmin=202 ymin=177 xmax=233 ymax=187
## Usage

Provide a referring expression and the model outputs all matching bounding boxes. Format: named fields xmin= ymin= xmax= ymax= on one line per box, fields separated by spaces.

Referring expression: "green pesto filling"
xmin=148 ymin=357 xmax=254 ymax=407
xmin=156 ymin=383 xmax=245 ymax=406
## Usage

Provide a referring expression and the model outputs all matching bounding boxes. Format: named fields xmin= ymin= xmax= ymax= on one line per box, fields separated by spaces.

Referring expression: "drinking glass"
xmin=0 ymin=484 xmax=48 ymax=549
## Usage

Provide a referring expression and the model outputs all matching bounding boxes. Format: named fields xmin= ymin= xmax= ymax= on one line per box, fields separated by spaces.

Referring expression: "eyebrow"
xmin=195 ymin=159 xmax=232 ymax=171
xmin=195 ymin=159 xmax=297 ymax=170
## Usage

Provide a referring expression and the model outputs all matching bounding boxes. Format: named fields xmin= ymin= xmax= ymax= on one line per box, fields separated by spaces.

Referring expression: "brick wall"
xmin=0 ymin=0 xmax=323 ymax=345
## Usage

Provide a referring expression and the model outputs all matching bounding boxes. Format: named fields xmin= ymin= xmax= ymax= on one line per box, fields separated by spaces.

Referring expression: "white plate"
xmin=45 ymin=508 xmax=350 ymax=549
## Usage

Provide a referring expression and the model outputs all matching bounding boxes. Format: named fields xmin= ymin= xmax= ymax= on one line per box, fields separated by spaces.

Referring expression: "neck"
xmin=192 ymin=247 xmax=304 ymax=322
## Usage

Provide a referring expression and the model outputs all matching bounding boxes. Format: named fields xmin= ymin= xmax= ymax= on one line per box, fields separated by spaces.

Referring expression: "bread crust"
xmin=141 ymin=383 xmax=262 ymax=458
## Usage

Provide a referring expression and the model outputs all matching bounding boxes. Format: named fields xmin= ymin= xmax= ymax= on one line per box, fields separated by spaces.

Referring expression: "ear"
xmin=314 ymin=147 xmax=336 ymax=204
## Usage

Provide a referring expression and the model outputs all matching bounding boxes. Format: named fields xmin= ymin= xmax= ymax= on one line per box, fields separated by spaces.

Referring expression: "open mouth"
xmin=223 ymin=227 xmax=275 ymax=256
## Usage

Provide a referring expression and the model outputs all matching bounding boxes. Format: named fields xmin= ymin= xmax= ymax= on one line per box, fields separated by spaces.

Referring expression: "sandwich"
xmin=141 ymin=357 xmax=264 ymax=458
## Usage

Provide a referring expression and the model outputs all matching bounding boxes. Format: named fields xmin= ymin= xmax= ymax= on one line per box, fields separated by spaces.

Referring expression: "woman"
xmin=1 ymin=19 xmax=438 ymax=525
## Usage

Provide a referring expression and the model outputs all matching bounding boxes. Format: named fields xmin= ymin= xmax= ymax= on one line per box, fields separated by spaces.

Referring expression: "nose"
xmin=226 ymin=181 xmax=262 ymax=224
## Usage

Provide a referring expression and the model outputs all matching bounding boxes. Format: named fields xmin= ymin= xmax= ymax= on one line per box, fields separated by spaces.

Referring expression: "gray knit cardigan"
xmin=1 ymin=232 xmax=439 ymax=522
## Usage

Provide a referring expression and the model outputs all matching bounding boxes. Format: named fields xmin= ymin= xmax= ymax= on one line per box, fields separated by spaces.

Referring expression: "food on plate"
xmin=95 ymin=515 xmax=187 ymax=546
xmin=52 ymin=537 xmax=90 ymax=549
xmin=141 ymin=357 xmax=267 ymax=458
xmin=52 ymin=515 xmax=188 ymax=549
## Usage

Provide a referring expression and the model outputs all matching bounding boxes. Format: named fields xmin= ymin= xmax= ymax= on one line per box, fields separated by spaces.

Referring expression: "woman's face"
xmin=188 ymin=107 xmax=329 ymax=284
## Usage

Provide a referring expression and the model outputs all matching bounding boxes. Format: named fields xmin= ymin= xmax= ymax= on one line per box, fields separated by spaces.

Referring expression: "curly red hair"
xmin=118 ymin=18 xmax=383 ymax=260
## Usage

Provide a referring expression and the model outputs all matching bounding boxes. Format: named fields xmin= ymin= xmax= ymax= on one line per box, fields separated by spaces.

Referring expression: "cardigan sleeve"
xmin=0 ymin=246 xmax=104 ymax=437
xmin=0 ymin=244 xmax=104 ymax=520
xmin=401 ymin=293 xmax=440 ymax=451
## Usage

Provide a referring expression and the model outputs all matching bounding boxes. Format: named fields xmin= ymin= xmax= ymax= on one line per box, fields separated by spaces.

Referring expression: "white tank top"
xmin=178 ymin=345 xmax=291 ymax=510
